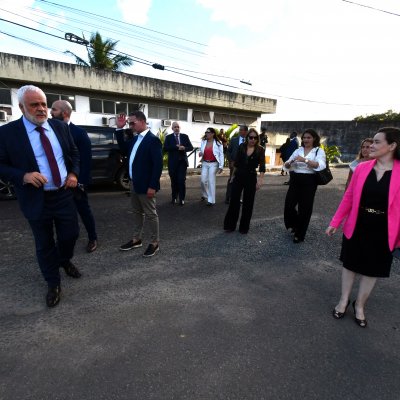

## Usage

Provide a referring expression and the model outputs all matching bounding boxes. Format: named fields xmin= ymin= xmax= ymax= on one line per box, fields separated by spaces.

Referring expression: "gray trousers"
xmin=130 ymin=190 xmax=159 ymax=243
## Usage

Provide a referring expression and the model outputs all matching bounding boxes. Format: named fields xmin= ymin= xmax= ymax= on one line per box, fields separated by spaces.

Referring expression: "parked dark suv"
xmin=0 ymin=125 xmax=130 ymax=200
xmin=82 ymin=125 xmax=130 ymax=191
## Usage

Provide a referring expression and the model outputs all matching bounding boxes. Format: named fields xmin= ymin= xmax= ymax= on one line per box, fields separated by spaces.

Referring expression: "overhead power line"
xmin=341 ymin=0 xmax=400 ymax=17
xmin=0 ymin=14 xmax=378 ymax=107
xmin=36 ymin=0 xmax=208 ymax=47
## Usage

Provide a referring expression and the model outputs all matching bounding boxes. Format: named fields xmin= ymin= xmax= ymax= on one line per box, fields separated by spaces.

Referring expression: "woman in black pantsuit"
xmin=224 ymin=128 xmax=265 ymax=234
xmin=283 ymin=129 xmax=326 ymax=243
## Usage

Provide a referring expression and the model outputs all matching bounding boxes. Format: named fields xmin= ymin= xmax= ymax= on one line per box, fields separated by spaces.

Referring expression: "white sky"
xmin=0 ymin=0 xmax=399 ymax=121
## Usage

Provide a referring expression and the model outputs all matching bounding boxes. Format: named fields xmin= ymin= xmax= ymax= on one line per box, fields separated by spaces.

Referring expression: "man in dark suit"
xmin=163 ymin=121 xmax=193 ymax=205
xmin=115 ymin=111 xmax=163 ymax=258
xmin=0 ymin=85 xmax=81 ymax=307
xmin=50 ymin=100 xmax=98 ymax=253
xmin=225 ymin=125 xmax=248 ymax=204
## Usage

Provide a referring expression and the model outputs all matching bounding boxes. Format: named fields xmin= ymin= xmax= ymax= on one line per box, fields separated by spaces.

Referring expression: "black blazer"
xmin=0 ymin=118 xmax=79 ymax=219
xmin=115 ymin=130 xmax=163 ymax=194
xmin=163 ymin=133 xmax=193 ymax=170
xmin=69 ymin=122 xmax=92 ymax=185
xmin=227 ymin=136 xmax=244 ymax=163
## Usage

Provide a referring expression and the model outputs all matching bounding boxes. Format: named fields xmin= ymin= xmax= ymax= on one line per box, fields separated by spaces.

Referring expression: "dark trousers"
xmin=169 ymin=161 xmax=188 ymax=201
xmin=28 ymin=189 xmax=79 ymax=288
xmin=224 ymin=172 xmax=257 ymax=233
xmin=284 ymin=173 xmax=317 ymax=240
xmin=74 ymin=187 xmax=97 ymax=241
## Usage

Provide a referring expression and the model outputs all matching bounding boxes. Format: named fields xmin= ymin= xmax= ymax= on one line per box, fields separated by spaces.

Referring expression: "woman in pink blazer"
xmin=326 ymin=127 xmax=400 ymax=328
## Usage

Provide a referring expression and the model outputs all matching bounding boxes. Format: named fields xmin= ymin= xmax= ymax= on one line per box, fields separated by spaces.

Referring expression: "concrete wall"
xmin=0 ymin=52 xmax=276 ymax=114
xmin=262 ymin=120 xmax=400 ymax=162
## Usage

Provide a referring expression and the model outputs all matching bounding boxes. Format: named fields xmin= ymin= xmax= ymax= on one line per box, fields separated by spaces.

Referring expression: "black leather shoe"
xmin=62 ymin=262 xmax=81 ymax=278
xmin=86 ymin=239 xmax=97 ymax=253
xmin=352 ymin=300 xmax=367 ymax=328
xmin=293 ymin=236 xmax=304 ymax=243
xmin=332 ymin=300 xmax=350 ymax=319
xmin=46 ymin=285 xmax=61 ymax=307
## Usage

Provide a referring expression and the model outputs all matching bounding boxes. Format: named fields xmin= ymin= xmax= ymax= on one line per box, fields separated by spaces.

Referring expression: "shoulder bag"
xmin=315 ymin=148 xmax=333 ymax=185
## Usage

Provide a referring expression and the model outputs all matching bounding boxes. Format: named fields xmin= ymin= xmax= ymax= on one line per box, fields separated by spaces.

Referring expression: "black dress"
xmin=340 ymin=169 xmax=393 ymax=277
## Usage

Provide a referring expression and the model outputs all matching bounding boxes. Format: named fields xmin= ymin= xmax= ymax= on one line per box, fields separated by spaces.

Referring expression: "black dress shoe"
xmin=46 ymin=285 xmax=61 ymax=308
xmin=352 ymin=300 xmax=367 ymax=328
xmin=86 ymin=239 xmax=97 ymax=253
xmin=62 ymin=262 xmax=81 ymax=278
xmin=332 ymin=300 xmax=350 ymax=319
xmin=293 ymin=236 xmax=304 ymax=243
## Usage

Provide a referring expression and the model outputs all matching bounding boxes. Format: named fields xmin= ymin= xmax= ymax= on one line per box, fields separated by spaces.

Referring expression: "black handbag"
xmin=315 ymin=148 xmax=333 ymax=185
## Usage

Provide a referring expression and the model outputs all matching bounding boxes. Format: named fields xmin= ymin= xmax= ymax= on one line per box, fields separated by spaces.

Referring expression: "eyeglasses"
xmin=248 ymin=136 xmax=258 ymax=140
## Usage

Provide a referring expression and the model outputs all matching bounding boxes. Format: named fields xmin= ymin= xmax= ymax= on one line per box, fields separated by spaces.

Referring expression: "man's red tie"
xmin=35 ymin=126 xmax=62 ymax=187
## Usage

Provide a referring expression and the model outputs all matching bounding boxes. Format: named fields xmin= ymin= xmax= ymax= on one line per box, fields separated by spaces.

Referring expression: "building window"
xmin=148 ymin=104 xmax=188 ymax=121
xmin=89 ymin=98 xmax=102 ymax=113
xmin=214 ymin=112 xmax=255 ymax=126
xmin=193 ymin=110 xmax=211 ymax=122
xmin=0 ymin=88 xmax=12 ymax=105
xmin=103 ymin=100 xmax=114 ymax=114
xmin=89 ymin=98 xmax=141 ymax=115
xmin=128 ymin=103 xmax=140 ymax=114
xmin=45 ymin=92 xmax=76 ymax=110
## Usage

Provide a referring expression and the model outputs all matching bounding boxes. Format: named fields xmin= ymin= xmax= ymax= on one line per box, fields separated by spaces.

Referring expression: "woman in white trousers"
xmin=199 ymin=127 xmax=224 ymax=205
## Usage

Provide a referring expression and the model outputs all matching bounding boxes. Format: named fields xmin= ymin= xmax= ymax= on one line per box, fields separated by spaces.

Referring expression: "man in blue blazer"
xmin=163 ymin=121 xmax=193 ymax=205
xmin=51 ymin=100 xmax=98 ymax=253
xmin=115 ymin=111 xmax=163 ymax=257
xmin=0 ymin=85 xmax=81 ymax=307
xmin=225 ymin=125 xmax=248 ymax=204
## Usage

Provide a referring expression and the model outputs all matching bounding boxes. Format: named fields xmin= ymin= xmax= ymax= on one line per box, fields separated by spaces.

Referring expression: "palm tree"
xmin=65 ymin=32 xmax=133 ymax=71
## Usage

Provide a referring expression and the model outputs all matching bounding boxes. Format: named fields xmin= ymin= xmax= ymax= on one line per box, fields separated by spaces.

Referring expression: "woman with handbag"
xmin=326 ymin=127 xmax=400 ymax=328
xmin=283 ymin=129 xmax=327 ymax=243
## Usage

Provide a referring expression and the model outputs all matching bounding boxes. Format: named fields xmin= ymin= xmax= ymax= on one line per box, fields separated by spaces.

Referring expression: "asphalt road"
xmin=1 ymin=168 xmax=399 ymax=400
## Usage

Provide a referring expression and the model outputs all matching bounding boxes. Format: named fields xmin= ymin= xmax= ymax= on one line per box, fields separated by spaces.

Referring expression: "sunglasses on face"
xmin=248 ymin=136 xmax=257 ymax=140
xmin=205 ymin=131 xmax=213 ymax=134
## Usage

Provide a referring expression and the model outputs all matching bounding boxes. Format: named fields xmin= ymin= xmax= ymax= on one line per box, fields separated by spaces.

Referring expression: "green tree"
xmin=321 ymin=144 xmax=341 ymax=163
xmin=354 ymin=109 xmax=400 ymax=122
xmin=218 ymin=124 xmax=238 ymax=142
xmin=157 ymin=127 xmax=168 ymax=169
xmin=65 ymin=32 xmax=133 ymax=71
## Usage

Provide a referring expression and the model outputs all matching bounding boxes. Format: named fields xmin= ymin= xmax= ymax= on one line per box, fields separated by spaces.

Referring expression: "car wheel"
xmin=0 ymin=179 xmax=17 ymax=200
xmin=116 ymin=168 xmax=130 ymax=191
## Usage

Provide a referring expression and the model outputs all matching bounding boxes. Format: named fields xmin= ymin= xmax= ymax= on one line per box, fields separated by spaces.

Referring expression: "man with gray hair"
xmin=0 ymin=85 xmax=81 ymax=307
xmin=51 ymin=100 xmax=98 ymax=253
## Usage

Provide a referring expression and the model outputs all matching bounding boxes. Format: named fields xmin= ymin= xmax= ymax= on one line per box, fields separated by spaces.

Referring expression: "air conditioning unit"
xmin=0 ymin=110 xmax=7 ymax=122
xmin=101 ymin=117 xmax=108 ymax=126
xmin=162 ymin=119 xmax=172 ymax=127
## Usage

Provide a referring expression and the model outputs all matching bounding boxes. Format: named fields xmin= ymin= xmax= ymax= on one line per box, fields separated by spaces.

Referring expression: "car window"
xmin=87 ymin=131 xmax=114 ymax=145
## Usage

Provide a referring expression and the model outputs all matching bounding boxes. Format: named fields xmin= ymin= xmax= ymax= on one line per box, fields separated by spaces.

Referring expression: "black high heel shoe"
xmin=352 ymin=300 xmax=367 ymax=328
xmin=332 ymin=300 xmax=350 ymax=319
